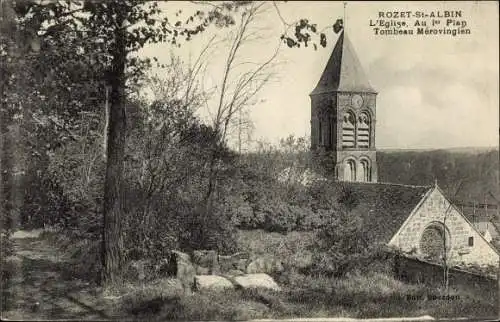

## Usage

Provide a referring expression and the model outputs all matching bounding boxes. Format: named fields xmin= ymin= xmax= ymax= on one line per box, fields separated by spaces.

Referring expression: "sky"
xmin=139 ymin=1 xmax=499 ymax=150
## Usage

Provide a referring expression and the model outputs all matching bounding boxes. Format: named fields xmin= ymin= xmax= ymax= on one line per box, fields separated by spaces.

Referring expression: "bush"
xmin=310 ymin=206 xmax=390 ymax=277
xmin=177 ymin=205 xmax=239 ymax=255
xmin=1 ymin=229 xmax=16 ymax=307
xmin=20 ymin=172 xmax=75 ymax=229
xmin=297 ymin=208 xmax=329 ymax=230
xmin=258 ymin=201 xmax=299 ymax=233
xmin=1 ymin=230 xmax=14 ymax=258
xmin=122 ymin=194 xmax=180 ymax=261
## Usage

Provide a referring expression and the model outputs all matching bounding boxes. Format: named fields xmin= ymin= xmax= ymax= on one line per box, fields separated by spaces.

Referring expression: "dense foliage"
xmin=378 ymin=149 xmax=499 ymax=203
xmin=2 ymin=0 xmax=498 ymax=287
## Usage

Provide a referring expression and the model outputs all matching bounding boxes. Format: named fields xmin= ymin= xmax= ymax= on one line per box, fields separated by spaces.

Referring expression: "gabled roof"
xmin=332 ymin=182 xmax=432 ymax=244
xmin=310 ymin=31 xmax=376 ymax=95
xmin=317 ymin=180 xmax=498 ymax=250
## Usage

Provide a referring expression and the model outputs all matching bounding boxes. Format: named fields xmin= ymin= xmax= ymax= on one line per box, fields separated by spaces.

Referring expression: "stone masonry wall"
xmin=395 ymin=256 xmax=497 ymax=300
xmin=389 ymin=187 xmax=499 ymax=267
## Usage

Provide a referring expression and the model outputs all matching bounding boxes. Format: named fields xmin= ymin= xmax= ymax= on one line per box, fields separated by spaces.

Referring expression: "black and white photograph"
xmin=1 ymin=0 xmax=499 ymax=320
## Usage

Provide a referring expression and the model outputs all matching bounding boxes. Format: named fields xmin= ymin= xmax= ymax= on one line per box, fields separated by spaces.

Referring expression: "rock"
xmin=172 ymin=250 xmax=191 ymax=262
xmin=192 ymin=250 xmax=220 ymax=274
xmin=192 ymin=250 xmax=216 ymax=266
xmin=246 ymin=257 xmax=284 ymax=274
xmin=218 ymin=255 xmax=236 ymax=273
xmin=230 ymin=252 xmax=249 ymax=260
xmin=233 ymin=273 xmax=281 ymax=291
xmin=194 ymin=275 xmax=234 ymax=292
xmin=11 ymin=229 xmax=43 ymax=239
xmin=196 ymin=266 xmax=210 ymax=275
xmin=219 ymin=252 xmax=250 ymax=273
xmin=171 ymin=250 xmax=196 ymax=289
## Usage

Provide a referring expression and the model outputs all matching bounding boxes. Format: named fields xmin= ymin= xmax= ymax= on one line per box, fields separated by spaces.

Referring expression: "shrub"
xmin=259 ymin=201 xmax=298 ymax=233
xmin=20 ymin=172 xmax=75 ymax=229
xmin=303 ymin=181 xmax=349 ymax=216
xmin=1 ymin=229 xmax=16 ymax=308
xmin=225 ymin=196 xmax=258 ymax=229
xmin=297 ymin=208 xmax=329 ymax=230
xmin=311 ymin=207 xmax=388 ymax=277
xmin=122 ymin=197 xmax=180 ymax=261
xmin=174 ymin=201 xmax=239 ymax=255
xmin=1 ymin=230 xmax=14 ymax=258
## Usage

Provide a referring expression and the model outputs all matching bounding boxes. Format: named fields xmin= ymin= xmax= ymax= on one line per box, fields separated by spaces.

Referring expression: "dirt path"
xmin=1 ymin=231 xmax=112 ymax=320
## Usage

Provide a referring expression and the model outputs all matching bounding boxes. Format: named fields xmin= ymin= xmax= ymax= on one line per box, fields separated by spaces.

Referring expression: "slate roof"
xmin=332 ymin=182 xmax=432 ymax=244
xmin=310 ymin=31 xmax=376 ymax=95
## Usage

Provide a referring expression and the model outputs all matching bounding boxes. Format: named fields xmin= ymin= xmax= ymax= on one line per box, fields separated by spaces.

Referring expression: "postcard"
xmin=1 ymin=1 xmax=498 ymax=320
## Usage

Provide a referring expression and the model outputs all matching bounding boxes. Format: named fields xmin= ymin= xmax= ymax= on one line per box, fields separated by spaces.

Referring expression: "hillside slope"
xmin=377 ymin=149 xmax=499 ymax=205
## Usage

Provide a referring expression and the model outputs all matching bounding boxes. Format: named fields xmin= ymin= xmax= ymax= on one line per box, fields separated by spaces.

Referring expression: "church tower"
xmin=310 ymin=30 xmax=378 ymax=182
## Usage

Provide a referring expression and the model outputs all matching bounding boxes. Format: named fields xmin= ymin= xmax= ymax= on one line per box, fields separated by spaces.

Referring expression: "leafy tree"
xmin=5 ymin=0 xmax=244 ymax=285
xmin=1 ymin=0 xmax=110 ymax=232
xmin=122 ymin=64 xmax=237 ymax=257
xmin=312 ymin=207 xmax=386 ymax=277
xmin=3 ymin=0 xmax=344 ymax=285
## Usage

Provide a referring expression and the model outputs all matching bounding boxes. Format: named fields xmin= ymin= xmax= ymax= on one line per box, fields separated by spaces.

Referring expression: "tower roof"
xmin=311 ymin=31 xmax=376 ymax=95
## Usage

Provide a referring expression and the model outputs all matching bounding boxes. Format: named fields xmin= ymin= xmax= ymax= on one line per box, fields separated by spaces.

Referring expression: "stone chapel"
xmin=310 ymin=30 xmax=377 ymax=182
xmin=307 ymin=30 xmax=499 ymax=269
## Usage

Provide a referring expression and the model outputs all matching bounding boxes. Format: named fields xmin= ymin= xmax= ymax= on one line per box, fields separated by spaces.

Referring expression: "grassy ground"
xmin=1 ymin=230 xmax=497 ymax=320
xmin=124 ymin=270 xmax=495 ymax=321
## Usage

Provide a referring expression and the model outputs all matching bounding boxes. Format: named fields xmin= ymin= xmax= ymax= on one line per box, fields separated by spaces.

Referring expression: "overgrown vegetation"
xmin=114 ymin=270 xmax=495 ymax=320
xmin=1 ymin=0 xmax=498 ymax=320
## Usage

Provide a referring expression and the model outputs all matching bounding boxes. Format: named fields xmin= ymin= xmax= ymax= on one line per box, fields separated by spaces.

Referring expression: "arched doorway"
xmin=419 ymin=222 xmax=450 ymax=260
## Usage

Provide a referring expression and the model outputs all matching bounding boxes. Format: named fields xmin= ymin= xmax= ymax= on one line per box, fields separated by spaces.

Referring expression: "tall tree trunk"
xmin=0 ymin=60 xmax=9 ymax=230
xmin=102 ymin=10 xmax=126 ymax=286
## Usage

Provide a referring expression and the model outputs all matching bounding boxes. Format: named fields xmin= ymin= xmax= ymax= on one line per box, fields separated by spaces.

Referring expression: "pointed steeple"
xmin=310 ymin=31 xmax=376 ymax=95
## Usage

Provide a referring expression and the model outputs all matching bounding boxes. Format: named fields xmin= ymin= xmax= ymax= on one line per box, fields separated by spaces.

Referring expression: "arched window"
xmin=342 ymin=111 xmax=355 ymax=148
xmin=312 ymin=117 xmax=319 ymax=147
xmin=419 ymin=222 xmax=451 ymax=260
xmin=359 ymin=159 xmax=371 ymax=182
xmin=320 ymin=117 xmax=331 ymax=147
xmin=344 ymin=159 xmax=356 ymax=182
xmin=318 ymin=119 xmax=323 ymax=145
xmin=326 ymin=117 xmax=332 ymax=147
xmin=357 ymin=112 xmax=371 ymax=148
